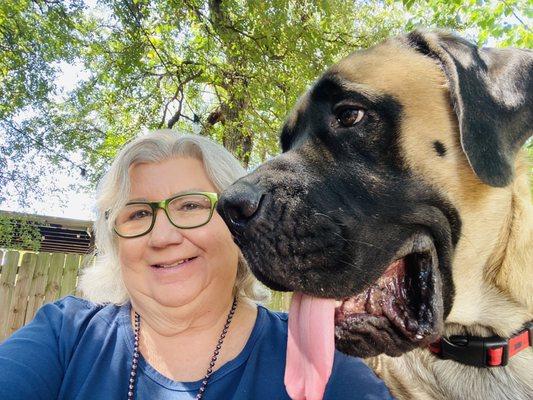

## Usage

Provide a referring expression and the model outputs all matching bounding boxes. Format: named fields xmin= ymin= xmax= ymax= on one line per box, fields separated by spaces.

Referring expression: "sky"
xmin=2 ymin=62 xmax=96 ymax=222
xmin=1 ymin=0 xmax=108 ymax=222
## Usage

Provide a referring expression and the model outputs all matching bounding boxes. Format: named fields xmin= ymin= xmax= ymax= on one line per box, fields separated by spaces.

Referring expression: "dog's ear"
xmin=405 ymin=30 xmax=532 ymax=187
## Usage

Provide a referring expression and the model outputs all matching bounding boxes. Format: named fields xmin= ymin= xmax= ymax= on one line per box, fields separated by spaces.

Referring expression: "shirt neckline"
xmin=119 ymin=302 xmax=267 ymax=391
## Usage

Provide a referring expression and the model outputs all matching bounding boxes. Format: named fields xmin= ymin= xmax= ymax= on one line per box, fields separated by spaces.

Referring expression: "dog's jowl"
xmin=218 ymin=31 xmax=532 ymax=400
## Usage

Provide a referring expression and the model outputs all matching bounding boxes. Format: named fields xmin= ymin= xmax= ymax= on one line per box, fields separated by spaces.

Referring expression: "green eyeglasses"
xmin=110 ymin=192 xmax=219 ymax=238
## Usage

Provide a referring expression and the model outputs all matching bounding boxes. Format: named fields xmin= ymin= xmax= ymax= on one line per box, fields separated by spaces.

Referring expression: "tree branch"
xmin=500 ymin=0 xmax=530 ymax=30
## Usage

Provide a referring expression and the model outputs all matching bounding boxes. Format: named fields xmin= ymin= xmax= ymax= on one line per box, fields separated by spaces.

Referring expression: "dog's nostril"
xmin=227 ymin=197 xmax=262 ymax=225
xmin=218 ymin=182 xmax=264 ymax=227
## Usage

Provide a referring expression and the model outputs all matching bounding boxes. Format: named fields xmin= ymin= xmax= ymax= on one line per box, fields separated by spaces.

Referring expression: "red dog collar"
xmin=429 ymin=321 xmax=532 ymax=367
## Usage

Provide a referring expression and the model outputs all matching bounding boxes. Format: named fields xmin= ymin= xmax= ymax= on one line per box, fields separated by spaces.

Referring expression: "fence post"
xmin=7 ymin=253 xmax=37 ymax=337
xmin=0 ymin=251 xmax=21 ymax=342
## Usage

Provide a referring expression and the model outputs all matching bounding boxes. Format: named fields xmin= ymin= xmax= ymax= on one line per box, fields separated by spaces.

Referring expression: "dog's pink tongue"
xmin=285 ymin=292 xmax=336 ymax=400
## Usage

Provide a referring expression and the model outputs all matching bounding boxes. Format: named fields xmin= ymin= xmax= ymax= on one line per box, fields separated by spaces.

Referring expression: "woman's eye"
xmin=129 ymin=210 xmax=151 ymax=220
xmin=180 ymin=202 xmax=203 ymax=211
xmin=335 ymin=107 xmax=365 ymax=127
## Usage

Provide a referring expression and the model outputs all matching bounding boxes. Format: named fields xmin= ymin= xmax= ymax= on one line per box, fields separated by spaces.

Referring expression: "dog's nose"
xmin=218 ymin=181 xmax=263 ymax=228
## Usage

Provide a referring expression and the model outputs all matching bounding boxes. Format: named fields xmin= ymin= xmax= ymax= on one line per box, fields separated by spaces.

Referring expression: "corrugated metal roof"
xmin=0 ymin=210 xmax=94 ymax=254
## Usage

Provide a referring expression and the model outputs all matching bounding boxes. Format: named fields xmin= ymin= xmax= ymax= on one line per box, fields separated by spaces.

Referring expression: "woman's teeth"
xmin=155 ymin=258 xmax=194 ymax=268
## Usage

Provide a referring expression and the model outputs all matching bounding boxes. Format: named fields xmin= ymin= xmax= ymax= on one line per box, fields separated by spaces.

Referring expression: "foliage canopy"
xmin=0 ymin=0 xmax=531 ymax=212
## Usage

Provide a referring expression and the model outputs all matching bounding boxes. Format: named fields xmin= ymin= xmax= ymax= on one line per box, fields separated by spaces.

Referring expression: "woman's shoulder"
xmin=46 ymin=294 xmax=123 ymax=317
xmin=34 ymin=295 xmax=127 ymax=336
xmin=257 ymin=304 xmax=288 ymax=322
xmin=254 ymin=305 xmax=393 ymax=399
xmin=255 ymin=305 xmax=288 ymax=336
xmin=327 ymin=350 xmax=394 ymax=399
xmin=49 ymin=295 xmax=104 ymax=312
xmin=0 ymin=296 xmax=130 ymax=399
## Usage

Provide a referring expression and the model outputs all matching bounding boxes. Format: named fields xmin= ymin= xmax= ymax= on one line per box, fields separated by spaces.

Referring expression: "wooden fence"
xmin=0 ymin=250 xmax=89 ymax=342
xmin=0 ymin=249 xmax=292 ymax=343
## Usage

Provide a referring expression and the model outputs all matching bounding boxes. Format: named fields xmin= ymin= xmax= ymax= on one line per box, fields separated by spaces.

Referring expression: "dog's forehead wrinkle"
xmin=331 ymin=43 xmax=447 ymax=103
xmin=314 ymin=73 xmax=384 ymax=103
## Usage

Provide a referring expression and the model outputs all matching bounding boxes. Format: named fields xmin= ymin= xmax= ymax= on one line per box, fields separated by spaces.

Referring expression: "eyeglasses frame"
xmin=109 ymin=191 xmax=219 ymax=239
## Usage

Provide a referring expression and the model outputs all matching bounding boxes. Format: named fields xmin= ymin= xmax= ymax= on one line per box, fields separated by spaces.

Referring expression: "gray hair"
xmin=79 ymin=129 xmax=269 ymax=304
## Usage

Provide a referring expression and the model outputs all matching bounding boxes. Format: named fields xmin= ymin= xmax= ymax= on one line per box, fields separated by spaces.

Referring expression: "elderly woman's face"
xmin=118 ymin=156 xmax=239 ymax=308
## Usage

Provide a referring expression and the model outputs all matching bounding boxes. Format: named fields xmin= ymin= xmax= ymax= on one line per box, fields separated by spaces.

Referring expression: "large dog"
xmin=218 ymin=31 xmax=532 ymax=399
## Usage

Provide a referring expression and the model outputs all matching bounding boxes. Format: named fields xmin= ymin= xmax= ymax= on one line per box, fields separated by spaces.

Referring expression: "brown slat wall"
xmin=0 ymin=210 xmax=94 ymax=255
xmin=43 ymin=253 xmax=66 ymax=306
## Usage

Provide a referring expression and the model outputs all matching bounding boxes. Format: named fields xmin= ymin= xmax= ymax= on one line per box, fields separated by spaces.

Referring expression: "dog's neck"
xmin=368 ymin=158 xmax=533 ymax=399
xmin=445 ymin=156 xmax=533 ymax=338
xmin=370 ymin=345 xmax=533 ymax=400
xmin=487 ymin=161 xmax=533 ymax=312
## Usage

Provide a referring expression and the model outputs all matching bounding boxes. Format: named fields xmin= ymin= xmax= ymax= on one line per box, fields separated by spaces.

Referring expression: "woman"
xmin=0 ymin=130 xmax=393 ymax=399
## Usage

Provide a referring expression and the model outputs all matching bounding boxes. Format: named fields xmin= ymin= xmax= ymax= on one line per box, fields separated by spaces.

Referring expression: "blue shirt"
xmin=0 ymin=296 xmax=393 ymax=399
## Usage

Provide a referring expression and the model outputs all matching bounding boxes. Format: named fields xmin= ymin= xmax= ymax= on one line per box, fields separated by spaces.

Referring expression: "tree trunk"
xmin=207 ymin=0 xmax=253 ymax=168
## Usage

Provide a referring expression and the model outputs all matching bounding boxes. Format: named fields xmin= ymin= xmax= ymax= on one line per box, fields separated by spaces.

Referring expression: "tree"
xmin=0 ymin=0 xmax=531 ymax=211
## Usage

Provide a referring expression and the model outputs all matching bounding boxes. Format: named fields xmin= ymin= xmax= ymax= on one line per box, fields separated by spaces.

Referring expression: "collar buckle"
xmin=436 ymin=335 xmax=509 ymax=367
xmin=430 ymin=321 xmax=532 ymax=367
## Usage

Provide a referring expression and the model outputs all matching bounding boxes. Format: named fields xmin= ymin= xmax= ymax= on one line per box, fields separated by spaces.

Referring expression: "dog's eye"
xmin=335 ymin=107 xmax=365 ymax=127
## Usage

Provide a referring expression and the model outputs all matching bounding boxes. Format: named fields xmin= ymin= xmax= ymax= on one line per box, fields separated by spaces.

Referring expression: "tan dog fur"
xmin=328 ymin=39 xmax=533 ymax=400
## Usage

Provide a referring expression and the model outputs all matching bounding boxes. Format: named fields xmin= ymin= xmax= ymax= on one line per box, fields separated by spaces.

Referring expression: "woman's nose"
xmin=148 ymin=209 xmax=184 ymax=247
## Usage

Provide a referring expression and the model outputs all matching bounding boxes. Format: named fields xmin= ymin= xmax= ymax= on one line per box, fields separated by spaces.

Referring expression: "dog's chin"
xmin=333 ymin=235 xmax=444 ymax=358
xmin=247 ymin=232 xmax=444 ymax=358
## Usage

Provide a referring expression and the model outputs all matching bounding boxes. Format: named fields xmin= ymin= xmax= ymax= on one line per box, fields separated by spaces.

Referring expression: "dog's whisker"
xmin=336 ymin=258 xmax=364 ymax=273
xmin=313 ymin=212 xmax=336 ymax=222
xmin=331 ymin=232 xmax=388 ymax=253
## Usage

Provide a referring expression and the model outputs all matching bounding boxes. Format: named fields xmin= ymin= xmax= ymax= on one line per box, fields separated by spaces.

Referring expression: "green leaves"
xmin=1 ymin=0 xmax=531 ymax=211
xmin=0 ymin=214 xmax=42 ymax=252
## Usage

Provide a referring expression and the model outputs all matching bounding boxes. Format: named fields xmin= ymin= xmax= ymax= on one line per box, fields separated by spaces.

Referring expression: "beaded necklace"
xmin=127 ymin=297 xmax=238 ymax=400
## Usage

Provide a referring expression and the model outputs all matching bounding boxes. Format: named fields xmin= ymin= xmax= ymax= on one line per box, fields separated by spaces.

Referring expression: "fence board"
xmin=25 ymin=253 xmax=52 ymax=324
xmin=60 ymin=254 xmax=80 ymax=297
xmin=43 ymin=253 xmax=65 ymax=305
xmin=6 ymin=253 xmax=37 ymax=337
xmin=0 ymin=251 xmax=21 ymax=341
xmin=75 ymin=255 xmax=94 ymax=297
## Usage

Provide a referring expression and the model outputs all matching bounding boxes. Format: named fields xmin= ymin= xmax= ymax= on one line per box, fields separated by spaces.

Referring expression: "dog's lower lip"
xmin=334 ymin=248 xmax=436 ymax=342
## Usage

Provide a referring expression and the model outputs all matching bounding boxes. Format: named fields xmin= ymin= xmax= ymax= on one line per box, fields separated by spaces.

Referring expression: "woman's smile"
xmin=151 ymin=256 xmax=198 ymax=269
